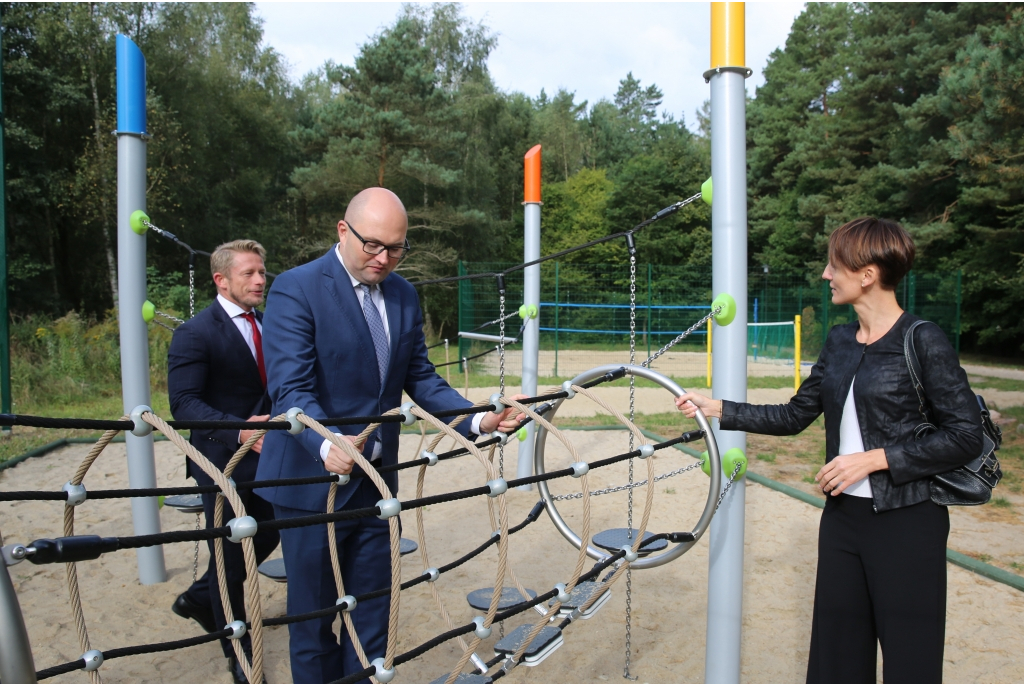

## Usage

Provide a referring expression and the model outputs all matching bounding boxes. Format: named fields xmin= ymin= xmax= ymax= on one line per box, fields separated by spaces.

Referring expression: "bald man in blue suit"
xmin=257 ymin=188 xmax=524 ymax=683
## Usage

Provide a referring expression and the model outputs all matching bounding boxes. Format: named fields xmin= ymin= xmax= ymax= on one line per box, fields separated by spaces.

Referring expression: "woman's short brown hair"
xmin=827 ymin=217 xmax=915 ymax=290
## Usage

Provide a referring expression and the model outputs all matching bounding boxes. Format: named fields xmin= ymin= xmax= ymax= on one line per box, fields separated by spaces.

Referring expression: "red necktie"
xmin=242 ymin=312 xmax=267 ymax=387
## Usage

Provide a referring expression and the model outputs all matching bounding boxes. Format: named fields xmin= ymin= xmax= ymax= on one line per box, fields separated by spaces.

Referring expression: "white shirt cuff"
xmin=471 ymin=411 xmax=486 ymax=437
xmin=320 ymin=438 xmax=332 ymax=461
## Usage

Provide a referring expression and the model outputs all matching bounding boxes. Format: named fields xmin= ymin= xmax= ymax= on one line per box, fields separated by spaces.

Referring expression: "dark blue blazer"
xmin=167 ymin=302 xmax=270 ymax=486
xmin=257 ymin=247 xmax=473 ymax=513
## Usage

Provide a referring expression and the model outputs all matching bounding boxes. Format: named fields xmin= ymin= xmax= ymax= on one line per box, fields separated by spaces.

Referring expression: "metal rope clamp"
xmin=490 ymin=430 xmax=509 ymax=445
xmin=376 ymin=498 xmax=401 ymax=520
xmin=63 ymin=482 xmax=88 ymax=507
xmin=554 ymin=582 xmax=572 ymax=604
xmin=570 ymin=462 xmax=589 ymax=478
xmin=423 ymin=567 xmax=440 ymax=583
xmin=226 ymin=620 xmax=247 ymax=639
xmin=637 ymin=444 xmax=655 ymax=460
xmin=285 ymin=407 xmax=305 ymax=435
xmin=226 ymin=516 xmax=258 ymax=543
xmin=486 ymin=478 xmax=508 ymax=497
xmin=370 ymin=657 xmax=396 ymax=684
xmin=81 ymin=649 xmax=104 ymax=672
xmin=472 ymin=616 xmax=492 ymax=639
xmin=129 ymin=405 xmax=153 ymax=437
xmin=560 ymin=380 xmax=576 ymax=399
xmin=621 ymin=545 xmax=639 ymax=563
xmin=489 ymin=393 xmax=504 ymax=411
xmin=333 ymin=472 xmax=351 ymax=485
xmin=421 ymin=450 xmax=438 ymax=466
xmin=337 ymin=595 xmax=357 ymax=611
xmin=400 ymin=402 xmax=417 ymax=426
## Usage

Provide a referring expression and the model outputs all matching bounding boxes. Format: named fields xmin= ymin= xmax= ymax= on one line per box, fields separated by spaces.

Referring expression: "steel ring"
xmin=534 ymin=364 xmax=722 ymax=570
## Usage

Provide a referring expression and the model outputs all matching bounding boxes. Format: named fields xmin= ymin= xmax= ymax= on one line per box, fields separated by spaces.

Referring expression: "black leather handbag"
xmin=904 ymin=320 xmax=1002 ymax=506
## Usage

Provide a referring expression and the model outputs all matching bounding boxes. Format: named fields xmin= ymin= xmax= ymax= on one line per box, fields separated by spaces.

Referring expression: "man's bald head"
xmin=337 ymin=188 xmax=409 ymax=286
xmin=344 ymin=187 xmax=407 ymax=228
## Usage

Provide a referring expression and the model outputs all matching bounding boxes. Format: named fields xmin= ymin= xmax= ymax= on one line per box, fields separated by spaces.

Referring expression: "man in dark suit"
xmin=167 ymin=239 xmax=280 ymax=683
xmin=258 ymin=188 xmax=524 ymax=683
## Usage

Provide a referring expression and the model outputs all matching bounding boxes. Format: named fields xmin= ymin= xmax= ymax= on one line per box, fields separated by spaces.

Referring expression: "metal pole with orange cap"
xmin=704 ymin=3 xmax=750 ymax=681
xmin=517 ymin=145 xmax=542 ymax=485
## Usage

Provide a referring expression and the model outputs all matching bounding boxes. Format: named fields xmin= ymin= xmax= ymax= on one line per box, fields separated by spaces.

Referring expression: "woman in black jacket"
xmin=677 ymin=217 xmax=982 ymax=684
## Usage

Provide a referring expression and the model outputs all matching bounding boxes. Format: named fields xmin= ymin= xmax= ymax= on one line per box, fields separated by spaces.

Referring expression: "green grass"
xmin=993 ymin=497 xmax=1013 ymax=508
xmin=968 ymin=377 xmax=1024 ymax=392
xmin=756 ymin=453 xmax=776 ymax=463
xmin=802 ymin=474 xmax=817 ymax=484
xmin=427 ymin=369 xmax=794 ymax=391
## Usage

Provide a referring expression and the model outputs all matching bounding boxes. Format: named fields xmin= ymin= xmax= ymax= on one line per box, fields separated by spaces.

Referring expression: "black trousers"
xmin=184 ymin=489 xmax=279 ymax=658
xmin=807 ymin=494 xmax=949 ymax=684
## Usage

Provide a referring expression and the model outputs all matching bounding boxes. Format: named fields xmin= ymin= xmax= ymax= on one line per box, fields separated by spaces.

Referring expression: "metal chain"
xmin=498 ymin=293 xmax=506 ymax=478
xmin=715 ymin=461 xmax=744 ymax=512
xmin=642 ymin=305 xmax=721 ymax=368
xmin=189 ymin=267 xmax=196 ymax=319
xmin=192 ymin=512 xmax=201 ymax=584
xmin=156 ymin=310 xmax=185 ymax=326
xmin=624 ymin=252 xmax=637 ymax=682
xmin=474 ymin=309 xmax=520 ymax=333
xmin=551 ymin=460 xmax=705 ymax=500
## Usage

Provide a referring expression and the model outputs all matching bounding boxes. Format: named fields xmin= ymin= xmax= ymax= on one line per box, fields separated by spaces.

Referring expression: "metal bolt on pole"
xmin=704 ymin=3 xmax=749 ymax=682
xmin=518 ymin=145 xmax=542 ymax=488
xmin=116 ymin=34 xmax=166 ymax=585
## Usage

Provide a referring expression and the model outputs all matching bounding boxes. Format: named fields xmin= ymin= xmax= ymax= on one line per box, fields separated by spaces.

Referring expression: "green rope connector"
xmin=129 ymin=210 xmax=150 ymax=235
xmin=518 ymin=304 xmax=538 ymax=320
xmin=701 ymin=177 xmax=713 ymax=206
xmin=142 ymin=300 xmax=156 ymax=323
xmin=516 ymin=427 xmax=528 ymax=442
xmin=711 ymin=292 xmax=736 ymax=327
xmin=701 ymin=447 xmax=747 ymax=478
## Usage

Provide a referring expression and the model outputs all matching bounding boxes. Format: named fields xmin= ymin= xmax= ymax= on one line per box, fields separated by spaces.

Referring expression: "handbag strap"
xmin=903 ymin=319 xmax=931 ymax=424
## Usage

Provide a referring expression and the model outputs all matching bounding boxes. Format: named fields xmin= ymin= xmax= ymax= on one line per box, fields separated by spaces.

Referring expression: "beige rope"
xmin=143 ymin=413 xmax=265 ymax=684
xmin=62 ymin=423 xmax=124 ymax=684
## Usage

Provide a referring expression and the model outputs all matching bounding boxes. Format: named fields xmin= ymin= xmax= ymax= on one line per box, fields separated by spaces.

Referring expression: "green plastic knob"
xmin=518 ymin=304 xmax=539 ymax=320
xmin=722 ymin=447 xmax=748 ymax=479
xmin=517 ymin=427 xmax=528 ymax=442
xmin=129 ymin=210 xmax=150 ymax=235
xmin=142 ymin=300 xmax=156 ymax=323
xmin=711 ymin=293 xmax=736 ymax=327
xmin=701 ymin=177 xmax=713 ymax=206
xmin=701 ymin=448 xmax=747 ymax=478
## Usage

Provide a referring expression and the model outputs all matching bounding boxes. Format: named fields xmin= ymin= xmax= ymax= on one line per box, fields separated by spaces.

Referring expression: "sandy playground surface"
xmin=2 ymin=425 xmax=1023 ymax=684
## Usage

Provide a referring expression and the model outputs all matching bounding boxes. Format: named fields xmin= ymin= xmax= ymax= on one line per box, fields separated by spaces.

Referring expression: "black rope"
xmin=408 ymin=196 xmax=698 ymax=289
xmin=35 ymin=629 xmax=233 ymax=680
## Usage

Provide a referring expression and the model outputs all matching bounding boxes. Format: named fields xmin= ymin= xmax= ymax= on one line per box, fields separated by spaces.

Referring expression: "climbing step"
xmin=163 ymin=494 xmax=203 ymax=513
xmin=494 ymin=624 xmax=563 ymax=667
xmin=429 ymin=673 xmax=492 ymax=684
xmin=592 ymin=528 xmax=667 ymax=556
xmin=548 ymin=581 xmax=611 ymax=620
xmin=257 ymin=558 xmax=287 ymax=583
xmin=466 ymin=587 xmax=536 ymax=612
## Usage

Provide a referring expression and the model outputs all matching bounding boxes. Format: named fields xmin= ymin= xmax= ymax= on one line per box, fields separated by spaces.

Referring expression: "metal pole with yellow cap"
xmin=704 ymin=3 xmax=750 ymax=681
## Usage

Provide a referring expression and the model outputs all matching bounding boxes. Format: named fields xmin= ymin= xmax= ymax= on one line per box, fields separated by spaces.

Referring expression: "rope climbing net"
xmin=0 ymin=359 xmax=741 ymax=684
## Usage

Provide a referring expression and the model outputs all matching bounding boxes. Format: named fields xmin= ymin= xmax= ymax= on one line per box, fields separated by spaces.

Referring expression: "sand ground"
xmin=2 ymin=429 xmax=1023 ymax=684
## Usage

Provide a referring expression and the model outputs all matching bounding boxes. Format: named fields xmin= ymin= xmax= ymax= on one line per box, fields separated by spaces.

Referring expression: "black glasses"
xmin=347 ymin=222 xmax=411 ymax=260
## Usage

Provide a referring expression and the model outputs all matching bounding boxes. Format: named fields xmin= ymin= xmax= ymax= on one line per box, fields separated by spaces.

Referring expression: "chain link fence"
xmin=454 ymin=262 xmax=962 ymax=381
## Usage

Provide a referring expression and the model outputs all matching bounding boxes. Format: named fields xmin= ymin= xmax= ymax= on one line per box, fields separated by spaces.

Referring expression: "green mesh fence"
xmin=455 ymin=262 xmax=962 ymax=381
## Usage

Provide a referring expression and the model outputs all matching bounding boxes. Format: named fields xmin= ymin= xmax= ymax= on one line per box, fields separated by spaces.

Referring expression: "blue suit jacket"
xmin=167 ymin=302 xmax=270 ymax=486
xmin=257 ymin=247 xmax=474 ymax=513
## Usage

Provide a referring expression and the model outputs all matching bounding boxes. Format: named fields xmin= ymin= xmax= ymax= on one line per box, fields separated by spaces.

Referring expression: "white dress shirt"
xmin=838 ymin=378 xmax=873 ymax=498
xmin=217 ymin=295 xmax=262 ymax=446
xmin=320 ymin=245 xmax=484 ymax=464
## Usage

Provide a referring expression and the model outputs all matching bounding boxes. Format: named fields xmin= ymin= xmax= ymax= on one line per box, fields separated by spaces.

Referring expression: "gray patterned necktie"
xmin=360 ymin=284 xmax=389 ymax=386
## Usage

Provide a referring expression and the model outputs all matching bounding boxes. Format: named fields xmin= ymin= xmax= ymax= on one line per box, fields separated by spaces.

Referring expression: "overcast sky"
xmin=254 ymin=2 xmax=805 ymax=130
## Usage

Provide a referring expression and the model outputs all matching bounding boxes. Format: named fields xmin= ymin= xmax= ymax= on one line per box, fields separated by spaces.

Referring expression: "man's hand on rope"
xmin=479 ymin=393 xmax=529 ymax=434
xmin=675 ymin=392 xmax=723 ymax=420
xmin=324 ymin=435 xmax=361 ymax=476
xmin=238 ymin=414 xmax=270 ymax=453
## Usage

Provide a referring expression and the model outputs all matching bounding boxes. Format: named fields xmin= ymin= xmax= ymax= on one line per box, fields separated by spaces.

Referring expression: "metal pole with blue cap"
xmin=704 ymin=3 xmax=750 ymax=681
xmin=116 ymin=34 xmax=166 ymax=584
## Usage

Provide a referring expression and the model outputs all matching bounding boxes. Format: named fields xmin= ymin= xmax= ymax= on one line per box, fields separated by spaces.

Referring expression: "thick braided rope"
xmin=297 ymin=413 xmax=402 ymax=674
xmin=482 ymin=444 xmax=534 ymax=611
xmin=403 ymin=406 xmax=510 ymax=685
xmin=415 ymin=415 xmax=478 ymax=660
xmin=143 ymin=412 xmax=265 ymax=684
xmin=62 ymin=423 xmax=124 ymax=684
xmin=499 ymin=398 xmax=594 ymax=666
xmin=326 ymin=482 xmax=372 ymax=671
xmin=210 ymin=419 xmax=281 ymax=682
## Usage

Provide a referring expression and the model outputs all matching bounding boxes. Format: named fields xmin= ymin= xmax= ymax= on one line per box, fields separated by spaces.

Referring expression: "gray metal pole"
xmin=519 ymin=197 xmax=541 ymax=486
xmin=704 ymin=7 xmax=749 ymax=678
xmin=0 ymin=555 xmax=37 ymax=683
xmin=116 ymin=34 xmax=166 ymax=585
